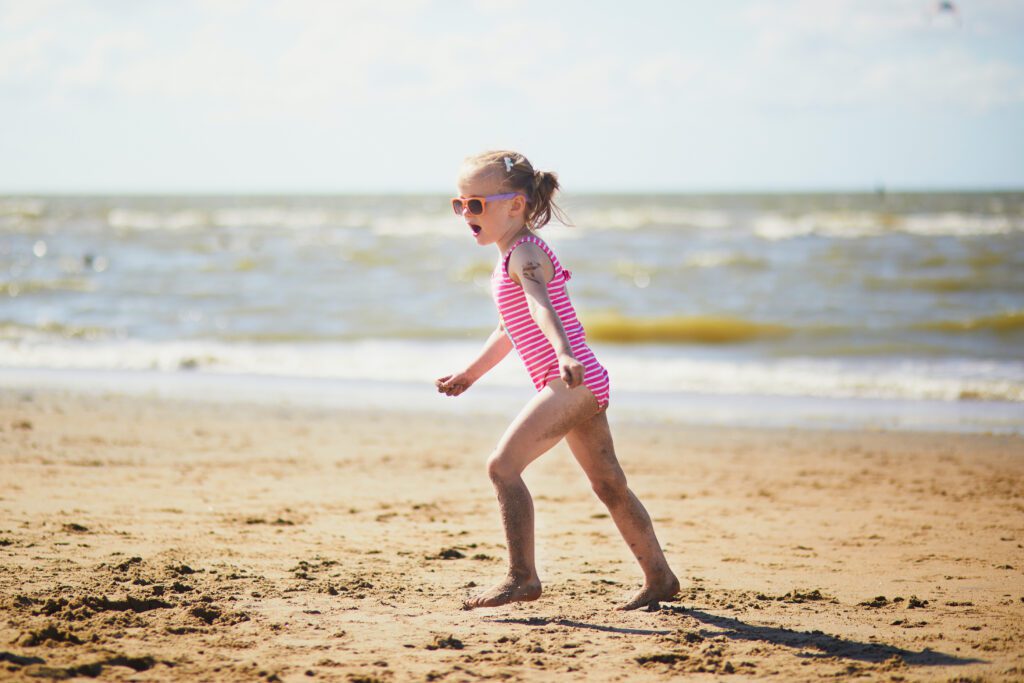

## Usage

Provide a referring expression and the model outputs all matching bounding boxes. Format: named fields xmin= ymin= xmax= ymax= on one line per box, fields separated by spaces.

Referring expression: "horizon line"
xmin=3 ymin=185 xmax=1024 ymax=197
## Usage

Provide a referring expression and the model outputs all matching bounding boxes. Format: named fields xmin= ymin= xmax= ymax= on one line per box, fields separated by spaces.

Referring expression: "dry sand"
xmin=1 ymin=388 xmax=1022 ymax=682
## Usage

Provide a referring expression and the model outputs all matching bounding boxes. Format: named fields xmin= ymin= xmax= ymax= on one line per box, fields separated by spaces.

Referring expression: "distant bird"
xmin=931 ymin=0 xmax=962 ymax=26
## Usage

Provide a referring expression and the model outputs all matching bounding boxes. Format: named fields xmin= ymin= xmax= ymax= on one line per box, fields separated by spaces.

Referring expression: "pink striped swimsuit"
xmin=492 ymin=235 xmax=611 ymax=409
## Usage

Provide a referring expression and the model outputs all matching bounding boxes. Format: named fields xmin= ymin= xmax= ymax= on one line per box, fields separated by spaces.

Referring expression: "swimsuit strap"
xmin=502 ymin=235 xmax=563 ymax=281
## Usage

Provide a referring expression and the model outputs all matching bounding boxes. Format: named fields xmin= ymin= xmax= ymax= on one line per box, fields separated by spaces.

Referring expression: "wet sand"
xmin=1 ymin=389 xmax=1022 ymax=682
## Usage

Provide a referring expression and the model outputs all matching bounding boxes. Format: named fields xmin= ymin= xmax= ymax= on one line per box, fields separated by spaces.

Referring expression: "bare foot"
xmin=619 ymin=573 xmax=680 ymax=611
xmin=462 ymin=574 xmax=542 ymax=610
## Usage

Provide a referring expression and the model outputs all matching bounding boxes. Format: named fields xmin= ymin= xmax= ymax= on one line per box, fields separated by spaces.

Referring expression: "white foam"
xmin=571 ymin=207 xmax=732 ymax=232
xmin=753 ymin=211 xmax=1022 ymax=240
xmin=2 ymin=338 xmax=1021 ymax=404
xmin=210 ymin=207 xmax=334 ymax=230
xmin=107 ymin=208 xmax=208 ymax=231
xmin=901 ymin=212 xmax=1017 ymax=237
xmin=683 ymin=250 xmax=763 ymax=269
xmin=369 ymin=214 xmax=462 ymax=236
xmin=0 ymin=199 xmax=45 ymax=217
xmin=3 ymin=367 xmax=1021 ymax=434
xmin=101 ymin=204 xmax=464 ymax=236
xmin=603 ymin=354 xmax=1024 ymax=402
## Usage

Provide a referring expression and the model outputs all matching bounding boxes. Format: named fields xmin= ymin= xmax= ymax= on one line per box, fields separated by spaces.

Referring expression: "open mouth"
xmin=470 ymin=224 xmax=482 ymax=236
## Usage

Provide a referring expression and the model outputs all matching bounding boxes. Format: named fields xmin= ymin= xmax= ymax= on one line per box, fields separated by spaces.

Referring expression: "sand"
xmin=1 ymin=387 xmax=1022 ymax=682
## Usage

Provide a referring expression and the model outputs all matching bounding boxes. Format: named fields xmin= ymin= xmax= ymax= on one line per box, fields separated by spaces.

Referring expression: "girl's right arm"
xmin=435 ymin=322 xmax=513 ymax=397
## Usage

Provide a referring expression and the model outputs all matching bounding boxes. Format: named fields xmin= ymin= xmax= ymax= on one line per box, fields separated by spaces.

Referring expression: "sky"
xmin=1 ymin=0 xmax=1023 ymax=193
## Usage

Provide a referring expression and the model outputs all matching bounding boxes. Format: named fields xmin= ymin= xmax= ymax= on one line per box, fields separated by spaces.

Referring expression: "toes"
xmin=463 ymin=594 xmax=491 ymax=610
xmin=621 ymin=589 xmax=668 ymax=611
xmin=619 ymin=598 xmax=644 ymax=611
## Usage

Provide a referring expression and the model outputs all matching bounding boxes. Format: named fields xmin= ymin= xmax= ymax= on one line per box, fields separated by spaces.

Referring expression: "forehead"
xmin=457 ymin=165 xmax=503 ymax=195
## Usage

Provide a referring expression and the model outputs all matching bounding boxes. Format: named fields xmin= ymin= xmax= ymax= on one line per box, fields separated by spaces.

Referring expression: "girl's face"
xmin=456 ymin=167 xmax=527 ymax=248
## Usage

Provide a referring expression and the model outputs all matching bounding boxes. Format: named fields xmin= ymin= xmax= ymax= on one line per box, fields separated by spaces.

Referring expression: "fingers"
xmin=436 ymin=375 xmax=467 ymax=397
xmin=561 ymin=363 xmax=585 ymax=389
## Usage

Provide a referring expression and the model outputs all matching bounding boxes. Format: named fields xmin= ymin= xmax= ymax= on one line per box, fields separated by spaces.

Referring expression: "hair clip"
xmin=504 ymin=156 xmax=514 ymax=173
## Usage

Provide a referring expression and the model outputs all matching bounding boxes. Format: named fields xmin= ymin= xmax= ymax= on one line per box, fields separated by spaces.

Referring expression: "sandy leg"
xmin=465 ymin=381 xmax=601 ymax=609
xmin=464 ymin=474 xmax=544 ymax=609
xmin=565 ymin=410 xmax=680 ymax=610
xmin=606 ymin=487 xmax=680 ymax=610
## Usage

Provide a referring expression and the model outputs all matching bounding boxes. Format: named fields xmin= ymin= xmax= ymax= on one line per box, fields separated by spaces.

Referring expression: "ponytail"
xmin=528 ymin=170 xmax=560 ymax=229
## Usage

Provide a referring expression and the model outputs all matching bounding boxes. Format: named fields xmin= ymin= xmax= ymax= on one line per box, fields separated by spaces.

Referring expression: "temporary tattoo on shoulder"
xmin=521 ymin=260 xmax=543 ymax=284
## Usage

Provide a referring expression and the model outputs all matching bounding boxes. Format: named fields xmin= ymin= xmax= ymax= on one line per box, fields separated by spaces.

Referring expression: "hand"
xmin=435 ymin=371 xmax=475 ymax=397
xmin=557 ymin=352 xmax=585 ymax=389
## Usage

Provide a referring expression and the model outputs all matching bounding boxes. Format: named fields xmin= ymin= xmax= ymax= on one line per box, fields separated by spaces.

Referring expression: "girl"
xmin=436 ymin=151 xmax=679 ymax=611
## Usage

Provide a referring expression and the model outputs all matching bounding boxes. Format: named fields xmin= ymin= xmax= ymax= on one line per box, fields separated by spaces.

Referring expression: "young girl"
xmin=436 ymin=150 xmax=679 ymax=611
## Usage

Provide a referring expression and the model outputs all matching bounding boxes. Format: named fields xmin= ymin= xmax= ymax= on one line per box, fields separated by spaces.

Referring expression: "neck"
xmin=497 ymin=223 xmax=532 ymax=255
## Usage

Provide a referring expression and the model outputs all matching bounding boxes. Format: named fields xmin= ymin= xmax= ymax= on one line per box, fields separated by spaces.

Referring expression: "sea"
xmin=2 ymin=192 xmax=1022 ymax=433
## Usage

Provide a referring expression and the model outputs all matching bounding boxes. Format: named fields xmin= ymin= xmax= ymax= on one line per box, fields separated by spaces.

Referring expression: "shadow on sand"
xmin=677 ymin=607 xmax=984 ymax=667
xmin=489 ymin=608 xmax=985 ymax=669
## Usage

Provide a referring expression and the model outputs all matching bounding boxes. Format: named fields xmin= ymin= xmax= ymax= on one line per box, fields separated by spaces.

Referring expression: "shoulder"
xmin=508 ymin=240 xmax=551 ymax=269
xmin=507 ymin=240 xmax=555 ymax=286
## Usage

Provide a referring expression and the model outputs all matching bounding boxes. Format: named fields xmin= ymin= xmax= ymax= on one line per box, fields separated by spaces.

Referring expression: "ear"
xmin=509 ymin=194 xmax=527 ymax=217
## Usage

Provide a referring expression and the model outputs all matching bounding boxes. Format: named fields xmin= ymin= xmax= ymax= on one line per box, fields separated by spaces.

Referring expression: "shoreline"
xmin=1 ymin=388 xmax=1022 ymax=681
xmin=3 ymin=366 xmax=1022 ymax=435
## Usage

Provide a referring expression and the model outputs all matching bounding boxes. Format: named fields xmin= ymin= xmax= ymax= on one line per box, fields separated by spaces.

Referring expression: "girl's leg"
xmin=464 ymin=380 xmax=601 ymax=609
xmin=564 ymin=410 xmax=680 ymax=610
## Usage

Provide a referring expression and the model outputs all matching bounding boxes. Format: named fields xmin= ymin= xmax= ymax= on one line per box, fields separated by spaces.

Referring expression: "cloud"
xmin=1 ymin=0 xmax=1021 ymax=190
xmin=2 ymin=1 xmax=1023 ymax=133
xmin=861 ymin=48 xmax=1024 ymax=111
xmin=55 ymin=30 xmax=147 ymax=90
xmin=0 ymin=26 xmax=57 ymax=85
xmin=726 ymin=0 xmax=1024 ymax=112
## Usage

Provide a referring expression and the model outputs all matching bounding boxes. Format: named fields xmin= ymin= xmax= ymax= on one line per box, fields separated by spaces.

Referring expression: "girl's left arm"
xmin=508 ymin=244 xmax=585 ymax=389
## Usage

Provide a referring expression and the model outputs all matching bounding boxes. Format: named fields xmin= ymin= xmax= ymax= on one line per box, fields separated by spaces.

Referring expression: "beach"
xmin=2 ymin=189 xmax=1022 ymax=680
xmin=2 ymin=387 xmax=1022 ymax=682
xmin=4 ymin=0 xmax=1024 ymax=678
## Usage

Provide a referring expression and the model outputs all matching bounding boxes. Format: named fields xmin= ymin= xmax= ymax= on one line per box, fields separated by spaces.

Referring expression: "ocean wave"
xmin=107 ymin=208 xmax=209 ymax=231
xmin=369 ymin=215 xmax=465 ymax=236
xmin=2 ymin=278 xmax=97 ymax=296
xmin=584 ymin=314 xmax=790 ymax=344
xmin=103 ymin=205 xmax=466 ymax=237
xmin=17 ymin=198 xmax=1023 ymax=243
xmin=604 ymin=355 xmax=1024 ymax=402
xmin=0 ymin=199 xmax=45 ymax=218
xmin=915 ymin=311 xmax=1024 ymax=334
xmin=864 ymin=275 xmax=1024 ymax=294
xmin=0 ymin=320 xmax=108 ymax=342
xmin=902 ymin=212 xmax=1020 ymax=237
xmin=105 ymin=206 xmax=362 ymax=232
xmin=582 ymin=311 xmax=1024 ymax=346
xmin=570 ymin=207 xmax=733 ymax=231
xmin=0 ymin=339 xmax=472 ymax=383
xmin=682 ymin=251 xmax=767 ymax=269
xmin=1 ymin=338 xmax=1021 ymax=403
xmin=754 ymin=211 xmax=1022 ymax=240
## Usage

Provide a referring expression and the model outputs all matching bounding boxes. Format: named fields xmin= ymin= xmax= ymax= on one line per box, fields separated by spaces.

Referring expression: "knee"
xmin=591 ymin=471 xmax=629 ymax=506
xmin=486 ymin=451 xmax=520 ymax=484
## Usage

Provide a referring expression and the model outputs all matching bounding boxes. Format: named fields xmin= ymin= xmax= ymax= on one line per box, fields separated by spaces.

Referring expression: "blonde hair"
xmin=461 ymin=150 xmax=570 ymax=229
